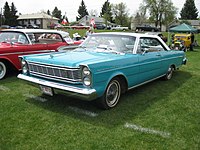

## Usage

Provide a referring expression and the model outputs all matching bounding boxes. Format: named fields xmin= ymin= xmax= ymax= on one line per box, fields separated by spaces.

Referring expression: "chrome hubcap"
xmin=106 ymin=80 xmax=120 ymax=107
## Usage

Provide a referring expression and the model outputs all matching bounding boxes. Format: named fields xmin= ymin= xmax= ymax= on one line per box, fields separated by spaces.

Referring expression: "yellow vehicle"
xmin=173 ymin=33 xmax=192 ymax=49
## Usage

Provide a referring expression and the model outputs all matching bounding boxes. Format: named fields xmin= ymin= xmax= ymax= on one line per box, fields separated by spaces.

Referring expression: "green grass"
xmin=1 ymin=33 xmax=200 ymax=150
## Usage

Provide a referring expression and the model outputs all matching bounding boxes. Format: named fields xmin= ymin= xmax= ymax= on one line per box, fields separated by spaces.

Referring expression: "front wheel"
xmin=98 ymin=78 xmax=121 ymax=109
xmin=0 ymin=61 xmax=7 ymax=80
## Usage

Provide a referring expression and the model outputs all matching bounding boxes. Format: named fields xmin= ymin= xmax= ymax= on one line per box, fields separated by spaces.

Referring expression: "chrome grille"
xmin=28 ymin=61 xmax=81 ymax=83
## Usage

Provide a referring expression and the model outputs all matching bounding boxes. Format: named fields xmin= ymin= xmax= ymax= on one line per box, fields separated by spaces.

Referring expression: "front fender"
xmin=92 ymin=70 xmax=127 ymax=97
xmin=0 ymin=56 xmax=20 ymax=70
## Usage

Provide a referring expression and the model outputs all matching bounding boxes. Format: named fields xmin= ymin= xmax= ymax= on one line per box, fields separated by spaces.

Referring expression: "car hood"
xmin=23 ymin=49 xmax=128 ymax=67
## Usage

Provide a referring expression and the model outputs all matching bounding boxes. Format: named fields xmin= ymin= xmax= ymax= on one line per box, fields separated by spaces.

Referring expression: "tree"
xmin=134 ymin=12 xmax=147 ymax=27
xmin=140 ymin=0 xmax=177 ymax=29
xmin=2 ymin=2 xmax=18 ymax=26
xmin=111 ymin=2 xmax=129 ymax=26
xmin=133 ymin=4 xmax=148 ymax=27
xmin=162 ymin=1 xmax=177 ymax=29
xmin=3 ymin=2 xmax=11 ymax=25
xmin=10 ymin=2 xmax=18 ymax=26
xmin=89 ymin=9 xmax=98 ymax=17
xmin=100 ymin=0 xmax=113 ymax=24
xmin=180 ymin=0 xmax=198 ymax=20
xmin=62 ymin=14 xmax=69 ymax=24
xmin=52 ymin=7 xmax=62 ymax=22
xmin=47 ymin=10 xmax=51 ymax=15
xmin=76 ymin=0 xmax=88 ymax=21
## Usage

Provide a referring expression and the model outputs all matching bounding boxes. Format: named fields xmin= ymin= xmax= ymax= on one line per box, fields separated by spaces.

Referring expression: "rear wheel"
xmin=164 ymin=66 xmax=174 ymax=80
xmin=0 ymin=61 xmax=7 ymax=80
xmin=98 ymin=78 xmax=121 ymax=109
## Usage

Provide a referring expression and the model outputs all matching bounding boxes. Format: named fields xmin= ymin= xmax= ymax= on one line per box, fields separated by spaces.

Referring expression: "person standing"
xmin=190 ymin=32 xmax=194 ymax=51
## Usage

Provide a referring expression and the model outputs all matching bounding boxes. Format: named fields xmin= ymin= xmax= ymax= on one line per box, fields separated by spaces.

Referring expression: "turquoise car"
xmin=17 ymin=32 xmax=187 ymax=109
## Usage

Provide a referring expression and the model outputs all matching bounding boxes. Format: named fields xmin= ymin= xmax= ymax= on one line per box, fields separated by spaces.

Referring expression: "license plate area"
xmin=40 ymin=85 xmax=53 ymax=96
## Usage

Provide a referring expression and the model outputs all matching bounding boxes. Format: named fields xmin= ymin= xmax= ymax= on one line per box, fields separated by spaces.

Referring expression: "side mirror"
xmin=142 ymin=48 xmax=149 ymax=55
xmin=141 ymin=46 xmax=149 ymax=55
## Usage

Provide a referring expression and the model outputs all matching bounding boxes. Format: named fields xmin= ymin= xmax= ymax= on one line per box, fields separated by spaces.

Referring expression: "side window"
xmin=27 ymin=33 xmax=36 ymax=43
xmin=0 ymin=32 xmax=28 ymax=44
xmin=36 ymin=33 xmax=63 ymax=44
xmin=18 ymin=34 xmax=29 ymax=44
xmin=137 ymin=37 xmax=165 ymax=53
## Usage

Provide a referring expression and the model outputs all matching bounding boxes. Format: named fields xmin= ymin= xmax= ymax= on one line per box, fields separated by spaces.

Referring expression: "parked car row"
xmin=111 ymin=25 xmax=129 ymax=31
xmin=136 ymin=25 xmax=160 ymax=32
xmin=0 ymin=24 xmax=39 ymax=30
xmin=15 ymin=32 xmax=186 ymax=109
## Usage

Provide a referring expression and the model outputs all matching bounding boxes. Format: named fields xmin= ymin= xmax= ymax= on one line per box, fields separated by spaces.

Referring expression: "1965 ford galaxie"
xmin=17 ymin=32 xmax=187 ymax=109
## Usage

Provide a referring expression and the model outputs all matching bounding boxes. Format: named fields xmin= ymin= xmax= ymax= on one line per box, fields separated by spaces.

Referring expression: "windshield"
xmin=80 ymin=34 xmax=136 ymax=54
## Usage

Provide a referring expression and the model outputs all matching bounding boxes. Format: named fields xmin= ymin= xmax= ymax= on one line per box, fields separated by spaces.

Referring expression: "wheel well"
xmin=114 ymin=75 xmax=128 ymax=94
xmin=0 ymin=59 xmax=17 ymax=72
xmin=171 ymin=64 xmax=176 ymax=70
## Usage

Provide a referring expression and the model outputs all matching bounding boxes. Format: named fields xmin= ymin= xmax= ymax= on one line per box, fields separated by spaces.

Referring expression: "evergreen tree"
xmin=62 ymin=15 xmax=69 ymax=24
xmin=100 ymin=0 xmax=113 ymax=24
xmin=180 ymin=0 xmax=198 ymax=20
xmin=52 ymin=7 xmax=62 ymax=22
xmin=2 ymin=2 xmax=18 ymax=26
xmin=76 ymin=0 xmax=88 ymax=21
xmin=47 ymin=10 xmax=51 ymax=15
xmin=10 ymin=2 xmax=18 ymax=26
xmin=3 ymin=2 xmax=11 ymax=25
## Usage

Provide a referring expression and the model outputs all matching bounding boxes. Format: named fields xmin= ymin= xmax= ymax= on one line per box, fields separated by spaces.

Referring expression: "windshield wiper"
xmin=96 ymin=46 xmax=124 ymax=55
xmin=79 ymin=45 xmax=87 ymax=48
xmin=73 ymin=45 xmax=87 ymax=52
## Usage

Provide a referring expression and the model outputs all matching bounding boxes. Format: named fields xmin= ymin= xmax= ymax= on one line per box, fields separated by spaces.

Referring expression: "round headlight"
xmin=21 ymin=59 xmax=26 ymax=66
xmin=83 ymin=77 xmax=91 ymax=86
xmin=22 ymin=66 xmax=28 ymax=74
xmin=83 ymin=67 xmax=90 ymax=76
xmin=82 ymin=66 xmax=92 ymax=86
xmin=21 ymin=59 xmax=28 ymax=74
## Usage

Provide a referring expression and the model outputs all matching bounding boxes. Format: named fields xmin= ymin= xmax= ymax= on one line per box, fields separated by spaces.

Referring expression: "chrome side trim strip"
xmin=0 ymin=50 xmax=55 ymax=56
xmin=128 ymin=74 xmax=165 ymax=90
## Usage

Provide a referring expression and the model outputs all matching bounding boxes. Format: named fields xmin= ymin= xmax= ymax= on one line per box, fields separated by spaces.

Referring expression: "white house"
xmin=17 ymin=13 xmax=59 ymax=29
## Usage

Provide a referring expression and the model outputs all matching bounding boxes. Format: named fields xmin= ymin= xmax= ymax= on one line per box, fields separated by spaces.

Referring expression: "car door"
xmin=24 ymin=33 xmax=52 ymax=55
xmin=0 ymin=32 xmax=30 ymax=70
xmin=24 ymin=33 xmax=66 ymax=55
xmin=136 ymin=37 xmax=164 ymax=83
xmin=37 ymin=33 xmax=67 ymax=51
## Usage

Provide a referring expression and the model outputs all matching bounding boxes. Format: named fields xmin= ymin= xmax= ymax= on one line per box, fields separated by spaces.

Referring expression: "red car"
xmin=0 ymin=29 xmax=71 ymax=79
xmin=70 ymin=24 xmax=90 ymax=30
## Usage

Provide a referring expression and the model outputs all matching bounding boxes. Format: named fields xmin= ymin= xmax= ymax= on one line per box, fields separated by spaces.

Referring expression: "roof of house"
xmin=187 ymin=20 xmax=200 ymax=26
xmin=78 ymin=15 xmax=117 ymax=26
xmin=78 ymin=15 xmax=105 ymax=23
xmin=17 ymin=13 xmax=59 ymax=20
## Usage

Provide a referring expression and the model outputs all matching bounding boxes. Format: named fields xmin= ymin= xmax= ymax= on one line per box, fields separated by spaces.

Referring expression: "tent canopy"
xmin=169 ymin=23 xmax=197 ymax=33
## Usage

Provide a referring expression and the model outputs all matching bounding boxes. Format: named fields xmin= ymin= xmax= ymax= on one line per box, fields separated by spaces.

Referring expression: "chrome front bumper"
xmin=17 ymin=74 xmax=97 ymax=101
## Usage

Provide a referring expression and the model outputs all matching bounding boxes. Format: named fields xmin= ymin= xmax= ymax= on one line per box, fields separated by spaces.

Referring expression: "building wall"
xmin=18 ymin=18 xmax=58 ymax=29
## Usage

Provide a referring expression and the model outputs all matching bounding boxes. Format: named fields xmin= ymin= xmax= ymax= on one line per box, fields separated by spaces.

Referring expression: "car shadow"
xmin=25 ymin=70 xmax=191 ymax=127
